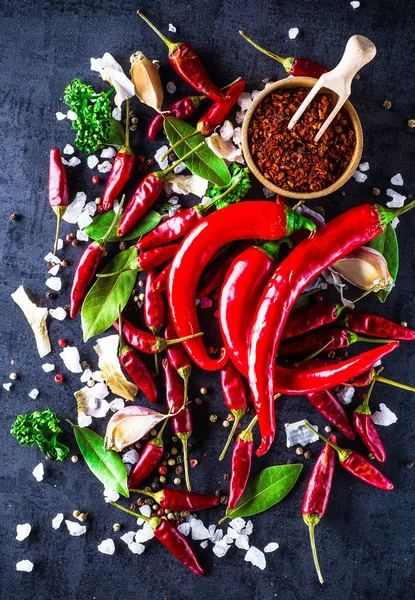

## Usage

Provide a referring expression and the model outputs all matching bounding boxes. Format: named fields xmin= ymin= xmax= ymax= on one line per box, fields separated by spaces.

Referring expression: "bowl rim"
xmin=241 ymin=76 xmax=363 ymax=200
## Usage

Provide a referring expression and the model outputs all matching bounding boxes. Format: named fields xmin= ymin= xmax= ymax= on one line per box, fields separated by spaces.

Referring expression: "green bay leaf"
xmin=81 ymin=246 xmax=138 ymax=341
xmin=368 ymin=223 xmax=399 ymax=303
xmin=164 ymin=117 xmax=231 ymax=187
xmin=224 ymin=464 xmax=303 ymax=520
xmin=84 ymin=210 xmax=161 ymax=242
xmin=71 ymin=424 xmax=129 ymax=497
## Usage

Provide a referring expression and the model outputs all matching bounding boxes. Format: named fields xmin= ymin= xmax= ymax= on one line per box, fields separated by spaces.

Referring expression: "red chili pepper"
xmin=345 ymin=313 xmax=415 ymax=341
xmin=128 ymin=420 xmax=168 ymax=488
xmin=305 ymin=423 xmax=393 ymax=490
xmin=144 ymin=269 xmax=166 ymax=335
xmin=197 ymin=242 xmax=250 ymax=299
xmin=49 ymin=147 xmax=69 ymax=255
xmin=249 ymin=200 xmax=415 ymax=456
xmin=228 ymin=415 xmax=257 ymax=510
xmin=168 ymin=200 xmax=316 ymax=371
xmin=344 ymin=368 xmax=374 ymax=387
xmin=152 ymin=262 xmax=172 ymax=292
xmin=138 ymin=11 xmax=227 ymax=103
xmin=302 ymin=435 xmax=337 ymax=585
xmin=305 ymin=389 xmax=355 ymax=440
xmin=99 ymin=148 xmax=135 ymax=212
xmin=165 ymin=321 xmax=192 ymax=408
xmin=240 ymin=31 xmax=328 ymax=78
xmin=137 ymin=244 xmax=180 ymax=271
xmin=281 ymin=301 xmax=342 ymax=340
xmin=153 ymin=518 xmax=204 ymax=576
xmin=353 ymin=376 xmax=386 ymax=462
xmin=163 ymin=357 xmax=193 ymax=490
xmin=218 ymin=362 xmax=248 ymax=460
xmin=132 ymin=488 xmax=219 ymax=511
xmin=148 ymin=95 xmax=205 ymax=140
xmin=137 ymin=207 xmax=204 ymax=251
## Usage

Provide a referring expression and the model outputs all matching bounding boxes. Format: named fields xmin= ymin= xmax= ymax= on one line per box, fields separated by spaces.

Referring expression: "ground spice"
xmin=249 ymin=88 xmax=356 ymax=192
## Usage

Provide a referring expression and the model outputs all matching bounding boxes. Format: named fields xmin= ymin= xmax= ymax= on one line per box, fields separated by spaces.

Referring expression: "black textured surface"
xmin=1 ymin=1 xmax=414 ymax=599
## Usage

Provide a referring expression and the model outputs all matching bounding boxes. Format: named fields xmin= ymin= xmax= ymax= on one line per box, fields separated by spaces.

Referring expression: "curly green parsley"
xmin=11 ymin=409 xmax=69 ymax=461
xmin=205 ymin=163 xmax=251 ymax=209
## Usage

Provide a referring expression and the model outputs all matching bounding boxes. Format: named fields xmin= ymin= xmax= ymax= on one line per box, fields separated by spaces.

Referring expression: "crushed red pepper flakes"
xmin=249 ymin=87 xmax=356 ymax=192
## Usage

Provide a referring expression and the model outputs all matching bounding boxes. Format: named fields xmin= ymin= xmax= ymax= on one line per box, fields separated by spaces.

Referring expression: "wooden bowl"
xmin=241 ymin=77 xmax=363 ymax=200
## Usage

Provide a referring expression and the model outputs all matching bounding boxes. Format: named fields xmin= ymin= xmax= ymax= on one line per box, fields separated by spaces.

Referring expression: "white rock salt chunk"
xmin=16 ymin=560 xmax=34 ymax=572
xmin=78 ymin=412 xmax=92 ymax=428
xmin=235 ymin=110 xmax=246 ymax=125
xmin=57 ymin=238 xmax=63 ymax=251
xmin=168 ymin=196 xmax=179 ymax=205
xmin=245 ymin=545 xmax=266 ymax=570
xmin=85 ymin=202 xmax=97 ymax=217
xmin=28 ymin=389 xmax=39 ymax=400
xmin=98 ymin=161 xmax=113 ymax=174
xmin=264 ymin=542 xmax=279 ymax=553
xmin=391 ymin=217 xmax=400 ymax=229
xmin=212 ymin=539 xmax=232 ymax=557
xmin=251 ymin=90 xmax=261 ymax=100
xmin=56 ymin=112 xmax=66 ymax=120
xmin=65 ymin=520 xmax=87 ymax=536
xmin=241 ymin=520 xmax=253 ymax=536
xmin=386 ymin=189 xmax=406 ymax=208
xmin=48 ymin=264 xmax=60 ymax=276
xmin=139 ymin=505 xmax=151 ymax=518
xmin=44 ymin=251 xmax=60 ymax=263
xmin=46 ymin=277 xmax=62 ymax=291
xmin=49 ymin=307 xmax=67 ymax=321
xmin=210 ymin=529 xmax=223 ymax=543
xmin=109 ymin=398 xmax=125 ymax=412
xmin=87 ymin=155 xmax=99 ymax=169
xmin=63 ymin=156 xmax=81 ymax=167
xmin=178 ymin=522 xmax=191 ymax=536
xmin=154 ymin=146 xmax=169 ymax=170
xmin=288 ymin=27 xmax=299 ymax=39
xmin=100 ymin=147 xmax=116 ymax=159
xmin=3 ymin=383 xmax=12 ymax=391
xmin=76 ymin=229 xmax=89 ymax=242
xmin=359 ymin=161 xmax=370 ymax=172
xmin=92 ymin=370 xmax=104 ymax=382
xmin=135 ymin=522 xmax=154 ymax=543
xmin=42 ymin=363 xmax=55 ymax=372
xmin=52 ymin=513 xmax=64 ymax=529
xmin=237 ymin=92 xmax=252 ymax=112
xmin=128 ymin=541 xmax=145 ymax=554
xmin=103 ymin=487 xmax=119 ymax=503
xmin=200 ymin=541 xmax=208 ymax=549
xmin=168 ymin=206 xmax=181 ymax=217
xmin=122 ymin=449 xmax=139 ymax=465
xmin=263 ymin=186 xmax=275 ymax=199
xmin=232 ymin=127 xmax=242 ymax=146
xmin=190 ymin=518 xmax=211 ymax=540
xmin=229 ymin=517 xmax=246 ymax=533
xmin=223 ymin=534 xmax=235 ymax=545
xmin=63 ymin=144 xmax=74 ymax=155
xmin=220 ymin=120 xmax=234 ymax=141
xmin=112 ymin=107 xmax=122 ymax=121
xmin=285 ymin=420 xmax=319 ymax=447
xmin=16 ymin=524 xmax=31 ymax=541
xmin=350 ymin=1 xmax=360 ymax=8
xmin=337 ymin=386 xmax=355 ymax=405
xmin=98 ymin=539 xmax=115 ymax=555
xmin=63 ymin=192 xmax=86 ymax=223
xmin=235 ymin=534 xmax=250 ymax=550
xmin=32 ymin=463 xmax=44 ymax=481
xmin=227 ymin=527 xmax=239 ymax=539
xmin=391 ymin=173 xmax=404 ymax=186
xmin=352 ymin=170 xmax=367 ymax=183
xmin=67 ymin=110 xmax=77 ymax=120
xmin=173 ymin=162 xmax=186 ymax=174
xmin=208 ymin=524 xmax=216 ymax=536
xmin=77 ymin=210 xmax=93 ymax=230
xmin=60 ymin=346 xmax=82 ymax=373
xmin=168 ymin=23 xmax=177 ymax=32
xmin=371 ymin=403 xmax=398 ymax=426
xmin=120 ymin=531 xmax=136 ymax=545
xmin=166 ymin=81 xmax=177 ymax=94
xmin=80 ymin=368 xmax=93 ymax=383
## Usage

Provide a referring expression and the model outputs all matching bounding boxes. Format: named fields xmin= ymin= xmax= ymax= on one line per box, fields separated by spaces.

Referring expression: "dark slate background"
xmin=0 ymin=1 xmax=414 ymax=599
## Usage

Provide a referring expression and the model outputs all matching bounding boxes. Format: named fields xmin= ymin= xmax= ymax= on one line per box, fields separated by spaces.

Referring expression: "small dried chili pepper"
xmin=168 ymin=200 xmax=316 ymax=371
xmin=197 ymin=241 xmax=250 ymax=299
xmin=138 ymin=11 xmax=227 ymax=103
xmin=282 ymin=301 xmax=344 ymax=340
xmin=353 ymin=374 xmax=386 ymax=462
xmin=163 ymin=357 xmax=192 ymax=490
xmin=131 ymin=488 xmax=220 ymax=511
xmin=302 ymin=434 xmax=337 ymax=585
xmin=99 ymin=99 xmax=135 ymax=212
xmin=128 ymin=418 xmax=169 ymax=488
xmin=279 ymin=327 xmax=393 ymax=358
xmin=305 ymin=389 xmax=355 ymax=440
xmin=145 ymin=269 xmax=165 ymax=375
xmin=345 ymin=313 xmax=415 ymax=341
xmin=69 ymin=196 xmax=125 ymax=318
xmin=227 ymin=415 xmax=258 ymax=510
xmin=304 ymin=423 xmax=393 ymax=490
xmin=152 ymin=262 xmax=172 ymax=291
xmin=148 ymin=95 xmax=205 ymax=140
xmin=111 ymin=502 xmax=204 ymax=575
xmin=165 ymin=321 xmax=192 ymax=408
xmin=117 ymin=307 xmax=158 ymax=403
xmin=49 ymin=147 xmax=69 ymax=254
xmin=239 ymin=31 xmax=328 ymax=78
xmin=219 ymin=361 xmax=248 ymax=460
xmin=117 ymin=141 xmax=205 ymax=237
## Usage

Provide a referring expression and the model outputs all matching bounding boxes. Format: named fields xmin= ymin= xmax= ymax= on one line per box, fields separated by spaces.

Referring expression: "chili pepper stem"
xmin=304 ymin=517 xmax=324 ymax=584
xmin=218 ymin=409 xmax=245 ymax=461
xmin=181 ymin=370 xmax=190 ymax=409
xmin=137 ymin=11 xmax=180 ymax=54
xmin=375 ymin=375 xmax=415 ymax=393
xmin=353 ymin=334 xmax=395 ymax=345
xmin=360 ymin=371 xmax=378 ymax=411
xmin=302 ymin=337 xmax=335 ymax=362
xmin=239 ymin=31 xmax=294 ymax=73
xmin=292 ymin=200 xmax=305 ymax=211
xmin=52 ymin=206 xmax=67 ymax=255
xmin=165 ymin=332 xmax=204 ymax=347
xmin=245 ymin=414 xmax=258 ymax=434
xmin=102 ymin=194 xmax=127 ymax=245
xmin=304 ymin=422 xmax=349 ymax=460
xmin=110 ymin=501 xmax=150 ymax=523
xmin=178 ymin=431 xmax=192 ymax=491
xmin=335 ymin=287 xmax=375 ymax=316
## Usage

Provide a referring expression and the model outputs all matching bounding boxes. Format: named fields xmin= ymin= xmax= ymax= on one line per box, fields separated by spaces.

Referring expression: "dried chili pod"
xmin=228 ymin=415 xmax=257 ymax=509
xmin=353 ymin=375 xmax=386 ymax=462
xmin=131 ymin=488 xmax=220 ymax=511
xmin=128 ymin=419 xmax=168 ymax=488
xmin=219 ymin=362 xmax=248 ymax=460
xmin=49 ymin=147 xmax=69 ymax=254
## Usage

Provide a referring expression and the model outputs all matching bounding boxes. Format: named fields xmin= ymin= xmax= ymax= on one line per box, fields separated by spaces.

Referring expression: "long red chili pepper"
xmin=197 ymin=242 xmax=250 ymax=299
xmin=148 ymin=95 xmax=205 ymax=140
xmin=137 ymin=206 xmax=205 ymax=251
xmin=111 ymin=503 xmax=204 ymax=576
xmin=353 ymin=375 xmax=386 ymax=462
xmin=302 ymin=435 xmax=337 ymax=585
xmin=249 ymin=200 xmax=415 ymax=456
xmin=69 ymin=196 xmax=125 ymax=318
xmin=128 ymin=418 xmax=168 ymax=489
xmin=239 ymin=31 xmax=328 ymax=78
xmin=138 ymin=11 xmax=227 ymax=103
xmin=99 ymin=99 xmax=135 ymax=212
xmin=165 ymin=321 xmax=192 ymax=408
xmin=145 ymin=269 xmax=166 ymax=375
xmin=163 ymin=357 xmax=192 ymax=490
xmin=345 ymin=313 xmax=415 ymax=341
xmin=168 ymin=200 xmax=316 ymax=371
xmin=305 ymin=389 xmax=355 ymax=440
xmin=117 ymin=141 xmax=205 ymax=237
xmin=152 ymin=262 xmax=172 ymax=291
xmin=97 ymin=244 xmax=181 ymax=281
xmin=227 ymin=415 xmax=258 ymax=510
xmin=131 ymin=488 xmax=220 ymax=511
xmin=219 ymin=361 xmax=248 ymax=460
xmin=49 ymin=147 xmax=69 ymax=255
xmin=282 ymin=301 xmax=343 ymax=341
xmin=305 ymin=423 xmax=393 ymax=490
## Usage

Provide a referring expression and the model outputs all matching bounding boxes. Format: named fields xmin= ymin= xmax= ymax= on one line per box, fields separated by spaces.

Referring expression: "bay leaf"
xmin=368 ymin=223 xmax=399 ymax=303
xmin=84 ymin=210 xmax=161 ymax=242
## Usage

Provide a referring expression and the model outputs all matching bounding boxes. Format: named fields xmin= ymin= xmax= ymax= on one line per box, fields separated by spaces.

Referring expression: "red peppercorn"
xmin=66 ymin=233 xmax=75 ymax=242
xmin=158 ymin=466 xmax=167 ymax=475
xmin=54 ymin=374 xmax=64 ymax=384
xmin=91 ymin=175 xmax=101 ymax=184
xmin=157 ymin=508 xmax=164 ymax=516
xmin=58 ymin=338 xmax=67 ymax=347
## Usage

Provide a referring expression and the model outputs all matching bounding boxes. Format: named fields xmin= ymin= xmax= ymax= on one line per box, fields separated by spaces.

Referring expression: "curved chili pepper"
xmin=132 ymin=488 xmax=219 ymax=511
xmin=128 ymin=421 xmax=167 ymax=489
xmin=165 ymin=321 xmax=192 ymax=408
xmin=137 ymin=244 xmax=180 ymax=271
xmin=152 ymin=263 xmax=172 ymax=291
xmin=163 ymin=357 xmax=193 ymax=490
xmin=240 ymin=31 xmax=328 ymax=78
xmin=305 ymin=389 xmax=355 ymax=440
xmin=168 ymin=200 xmax=316 ymax=371
xmin=148 ymin=95 xmax=204 ymax=140
xmin=345 ymin=313 xmax=415 ymax=341
xmin=153 ymin=518 xmax=204 ymax=576
xmin=144 ymin=269 xmax=166 ymax=335
xmin=353 ymin=377 xmax=386 ymax=462
xmin=49 ymin=147 xmax=69 ymax=254
xmin=302 ymin=434 xmax=337 ymax=585
xmin=197 ymin=241 xmax=250 ymax=299
xmin=281 ymin=301 xmax=342 ymax=340
xmin=99 ymin=148 xmax=135 ymax=212
xmin=249 ymin=200 xmax=415 ymax=456
xmin=219 ymin=361 xmax=248 ymax=460
xmin=137 ymin=207 xmax=203 ymax=251
xmin=228 ymin=415 xmax=257 ymax=510
xmin=305 ymin=423 xmax=393 ymax=490
xmin=138 ymin=12 xmax=227 ymax=103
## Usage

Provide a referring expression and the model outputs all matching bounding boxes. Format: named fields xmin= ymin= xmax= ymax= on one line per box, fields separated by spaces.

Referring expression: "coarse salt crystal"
xmin=92 ymin=370 xmax=104 ymax=382
xmin=235 ymin=110 xmax=246 ymax=125
xmin=359 ymin=161 xmax=370 ymax=172
xmin=67 ymin=110 xmax=77 ymax=121
xmin=42 ymin=363 xmax=55 ymax=372
xmin=285 ymin=420 xmax=319 ymax=447
xmin=220 ymin=120 xmax=234 ymax=141
xmin=63 ymin=144 xmax=74 ymax=155
xmin=52 ymin=513 xmax=64 ymax=529
xmin=3 ymin=383 xmax=12 ymax=391
xmin=49 ymin=307 xmax=67 ymax=321
xmin=65 ymin=520 xmax=87 ymax=536
xmin=76 ymin=229 xmax=89 ymax=242
xmin=122 ymin=449 xmax=139 ymax=465
xmin=44 ymin=251 xmax=60 ymax=263
xmin=336 ymin=386 xmax=355 ymax=405
xmin=100 ymin=147 xmax=116 ymax=159
xmin=223 ymin=534 xmax=234 ymax=544
xmin=120 ymin=531 xmax=136 ymax=545
xmin=87 ymin=155 xmax=99 ymax=169
xmin=391 ymin=173 xmax=404 ymax=186
xmin=16 ymin=560 xmax=34 ymax=572
xmin=60 ymin=346 xmax=82 ymax=373
xmin=63 ymin=191 xmax=86 ymax=223
xmin=46 ymin=276 xmax=62 ymax=291
xmin=371 ymin=403 xmax=398 ymax=426
xmin=98 ymin=161 xmax=113 ymax=174
xmin=352 ymin=170 xmax=367 ymax=183
xmin=56 ymin=112 xmax=66 ymax=120
xmin=78 ymin=412 xmax=92 ymax=427
xmin=241 ymin=520 xmax=253 ymax=536
xmin=350 ymin=0 xmax=360 ymax=7
xmin=128 ymin=541 xmax=145 ymax=554
xmin=16 ymin=523 xmax=31 ymax=541
xmin=391 ymin=217 xmax=400 ymax=229
xmin=232 ymin=127 xmax=242 ymax=146
xmin=109 ymin=398 xmax=125 ymax=412
xmin=251 ymin=90 xmax=261 ymax=100
xmin=48 ymin=264 xmax=60 ymax=276
xmin=288 ymin=27 xmax=299 ymax=39
xmin=264 ymin=542 xmax=279 ymax=553
xmin=210 ymin=528 xmax=223 ymax=543
xmin=229 ymin=518 xmax=246 ymax=533
xmin=166 ymin=81 xmax=176 ymax=94
xmin=28 ymin=388 xmax=39 ymax=400
xmin=78 ymin=210 xmax=93 ymax=230
xmin=168 ymin=196 xmax=179 ymax=205
xmin=135 ymin=522 xmax=154 ymax=543
xmin=212 ymin=539 xmax=232 ymax=557
xmin=57 ymin=238 xmax=63 ymax=251
xmin=386 ymin=189 xmax=406 ymax=208
xmin=98 ymin=539 xmax=115 ymax=555
xmin=168 ymin=206 xmax=181 ymax=217
xmin=32 ymin=463 xmax=44 ymax=481
xmin=62 ymin=156 xmax=81 ymax=167
xmin=200 ymin=540 xmax=208 ymax=549
xmin=245 ymin=545 xmax=266 ymax=570
xmin=168 ymin=23 xmax=176 ymax=32
xmin=178 ymin=522 xmax=191 ymax=536
xmin=237 ymin=92 xmax=252 ymax=112
xmin=235 ymin=534 xmax=250 ymax=550
xmin=103 ymin=487 xmax=119 ymax=503
xmin=190 ymin=518 xmax=210 ymax=540
xmin=263 ymin=186 xmax=275 ymax=199
xmin=80 ymin=368 xmax=93 ymax=383
xmin=226 ymin=527 xmax=239 ymax=539
xmin=139 ymin=505 xmax=151 ymax=518
xmin=112 ymin=107 xmax=122 ymax=121
xmin=173 ymin=162 xmax=186 ymax=174
xmin=154 ymin=146 xmax=169 ymax=170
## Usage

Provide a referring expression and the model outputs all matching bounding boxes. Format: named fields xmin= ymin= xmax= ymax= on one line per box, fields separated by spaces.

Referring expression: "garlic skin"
xmin=164 ymin=173 xmax=209 ymax=198
xmin=11 ymin=286 xmax=51 ymax=357
xmin=105 ymin=406 xmax=168 ymax=452
xmin=90 ymin=52 xmax=135 ymax=107
xmin=94 ymin=335 xmax=138 ymax=401
xmin=130 ymin=51 xmax=164 ymax=112
xmin=332 ymin=246 xmax=393 ymax=291
xmin=205 ymin=133 xmax=244 ymax=164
